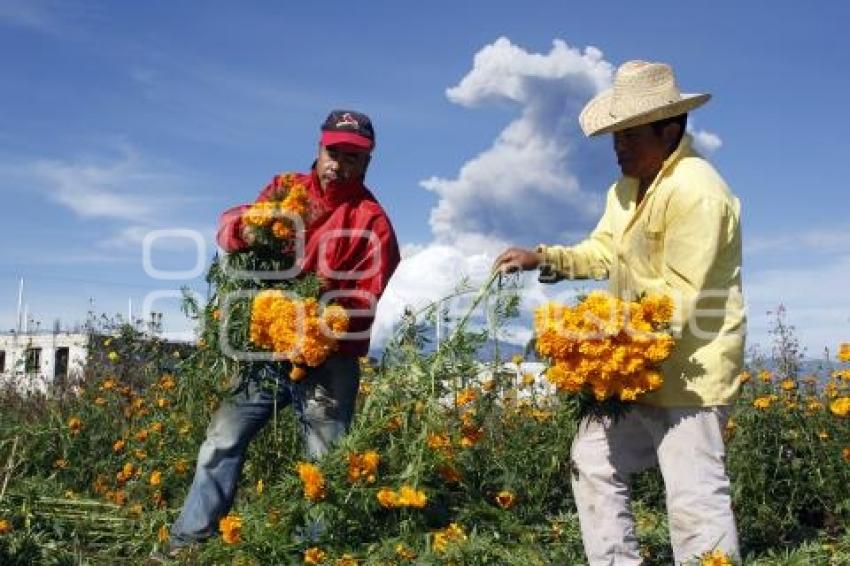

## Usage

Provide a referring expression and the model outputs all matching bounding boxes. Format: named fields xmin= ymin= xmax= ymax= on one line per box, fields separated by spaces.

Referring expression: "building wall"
xmin=0 ymin=332 xmax=89 ymax=393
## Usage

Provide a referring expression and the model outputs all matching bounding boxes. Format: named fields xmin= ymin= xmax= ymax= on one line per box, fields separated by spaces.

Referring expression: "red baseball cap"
xmin=319 ymin=109 xmax=375 ymax=152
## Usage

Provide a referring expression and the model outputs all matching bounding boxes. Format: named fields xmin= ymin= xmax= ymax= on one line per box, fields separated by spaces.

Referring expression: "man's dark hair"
xmin=650 ymin=113 xmax=688 ymax=150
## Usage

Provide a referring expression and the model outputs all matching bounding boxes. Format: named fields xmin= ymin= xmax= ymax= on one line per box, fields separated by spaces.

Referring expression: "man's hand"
xmin=240 ymin=224 xmax=257 ymax=247
xmin=493 ymin=247 xmax=543 ymax=274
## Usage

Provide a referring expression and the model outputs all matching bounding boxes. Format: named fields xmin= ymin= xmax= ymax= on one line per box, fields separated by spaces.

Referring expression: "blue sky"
xmin=1 ymin=1 xmax=848 ymax=358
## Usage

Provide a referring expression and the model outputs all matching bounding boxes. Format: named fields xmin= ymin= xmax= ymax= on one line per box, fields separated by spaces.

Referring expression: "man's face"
xmin=612 ymin=124 xmax=673 ymax=181
xmin=316 ymin=144 xmax=370 ymax=190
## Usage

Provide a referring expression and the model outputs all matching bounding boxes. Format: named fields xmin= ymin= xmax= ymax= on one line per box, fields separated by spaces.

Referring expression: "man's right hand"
xmin=492 ymin=247 xmax=543 ymax=274
xmin=240 ymin=224 xmax=257 ymax=246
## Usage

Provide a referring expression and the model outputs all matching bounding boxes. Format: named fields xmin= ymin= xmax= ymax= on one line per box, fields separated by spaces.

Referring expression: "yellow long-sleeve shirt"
xmin=538 ymin=134 xmax=745 ymax=407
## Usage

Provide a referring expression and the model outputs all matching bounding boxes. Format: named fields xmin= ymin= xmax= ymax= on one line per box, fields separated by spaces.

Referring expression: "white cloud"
xmin=0 ymin=0 xmax=57 ymax=33
xmin=421 ymin=37 xmax=614 ymax=247
xmin=690 ymin=128 xmax=723 ymax=154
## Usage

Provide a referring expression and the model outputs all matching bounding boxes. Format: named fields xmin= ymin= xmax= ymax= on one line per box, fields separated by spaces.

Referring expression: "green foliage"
xmin=0 ymin=295 xmax=848 ymax=564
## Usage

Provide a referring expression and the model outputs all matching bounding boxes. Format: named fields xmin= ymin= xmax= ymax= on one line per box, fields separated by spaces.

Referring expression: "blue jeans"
xmin=170 ymin=356 xmax=360 ymax=547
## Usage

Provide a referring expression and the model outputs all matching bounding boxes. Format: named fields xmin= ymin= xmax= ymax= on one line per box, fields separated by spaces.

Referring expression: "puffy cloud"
xmin=421 ymin=37 xmax=615 ymax=247
xmin=690 ymin=127 xmax=723 ymax=155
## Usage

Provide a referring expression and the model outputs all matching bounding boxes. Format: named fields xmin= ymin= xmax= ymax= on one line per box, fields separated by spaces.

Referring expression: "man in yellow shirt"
xmin=494 ymin=60 xmax=744 ymax=564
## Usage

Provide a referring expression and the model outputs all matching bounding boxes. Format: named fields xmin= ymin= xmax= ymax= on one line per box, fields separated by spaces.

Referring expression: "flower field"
xmin=0 ymin=293 xmax=849 ymax=565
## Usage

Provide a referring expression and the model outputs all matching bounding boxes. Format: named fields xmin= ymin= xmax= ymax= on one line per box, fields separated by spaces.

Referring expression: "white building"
xmin=0 ymin=331 xmax=91 ymax=394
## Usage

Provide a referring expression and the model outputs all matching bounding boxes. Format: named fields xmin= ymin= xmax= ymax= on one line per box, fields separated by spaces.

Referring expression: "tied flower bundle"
xmin=192 ymin=172 xmax=348 ymax=386
xmin=241 ymin=173 xmax=309 ymax=250
xmin=249 ymin=291 xmax=349 ymax=376
xmin=534 ymin=290 xmax=675 ymax=418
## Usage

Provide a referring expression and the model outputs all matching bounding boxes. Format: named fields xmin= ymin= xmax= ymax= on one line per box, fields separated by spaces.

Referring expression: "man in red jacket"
xmin=165 ymin=110 xmax=400 ymax=555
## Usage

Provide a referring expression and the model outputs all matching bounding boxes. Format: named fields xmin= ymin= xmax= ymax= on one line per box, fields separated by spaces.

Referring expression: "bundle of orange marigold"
xmin=534 ymin=290 xmax=675 ymax=404
xmin=250 ymin=291 xmax=349 ymax=376
xmin=241 ymin=172 xmax=310 ymax=248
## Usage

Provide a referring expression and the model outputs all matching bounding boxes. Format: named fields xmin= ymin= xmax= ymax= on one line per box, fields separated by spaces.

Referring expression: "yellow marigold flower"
xmin=838 ymin=343 xmax=850 ymax=363
xmin=780 ymin=378 xmax=796 ymax=391
xmin=495 ymin=490 xmax=516 ymax=509
xmin=134 ymin=429 xmax=149 ymax=442
xmin=243 ymin=201 xmax=276 ymax=227
xmin=156 ymin=397 xmax=170 ymax=408
xmin=219 ymin=513 xmax=242 ymax=545
xmin=396 ymin=485 xmax=427 ymax=508
xmin=149 ymin=470 xmax=162 ymax=486
xmin=290 ymin=365 xmax=307 ymax=382
xmin=334 ymin=555 xmax=357 ymax=566
xmin=395 ymin=543 xmax=417 ymax=561
xmin=753 ymin=396 xmax=773 ymax=410
xmin=376 ymin=488 xmax=398 ymax=508
xmin=304 ymin=547 xmax=326 ymax=564
xmin=758 ymin=370 xmax=772 ymax=383
xmin=456 ymin=387 xmax=477 ymax=406
xmin=158 ymin=374 xmax=176 ymax=390
xmin=296 ymin=462 xmax=326 ymax=501
xmin=806 ymin=398 xmax=824 ymax=412
xmin=108 ymin=351 xmax=120 ymax=362
xmin=511 ymin=354 xmax=524 ymax=365
xmin=157 ymin=524 xmax=169 ymax=543
xmin=699 ymin=549 xmax=732 ymax=566
xmin=110 ymin=489 xmax=127 ymax=506
xmin=738 ymin=371 xmax=751 ymax=384
xmin=522 ymin=372 xmax=536 ymax=387
xmin=830 ymin=397 xmax=850 ymax=417
xmin=134 ymin=449 xmax=148 ymax=460
xmin=432 ymin=523 xmax=466 ymax=553
xmin=67 ymin=417 xmax=83 ymax=434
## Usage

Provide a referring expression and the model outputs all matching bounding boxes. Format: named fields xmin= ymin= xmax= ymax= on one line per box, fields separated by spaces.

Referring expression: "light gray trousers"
xmin=570 ymin=405 xmax=739 ymax=565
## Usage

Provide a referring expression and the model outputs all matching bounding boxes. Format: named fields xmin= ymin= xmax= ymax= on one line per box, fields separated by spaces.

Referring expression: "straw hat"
xmin=579 ymin=60 xmax=710 ymax=137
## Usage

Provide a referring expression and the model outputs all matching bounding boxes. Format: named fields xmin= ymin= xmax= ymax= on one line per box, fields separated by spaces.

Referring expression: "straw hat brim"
xmin=579 ymin=90 xmax=711 ymax=137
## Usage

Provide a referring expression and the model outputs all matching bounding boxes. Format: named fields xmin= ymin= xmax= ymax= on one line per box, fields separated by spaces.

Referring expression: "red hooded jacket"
xmin=217 ymin=170 xmax=400 ymax=357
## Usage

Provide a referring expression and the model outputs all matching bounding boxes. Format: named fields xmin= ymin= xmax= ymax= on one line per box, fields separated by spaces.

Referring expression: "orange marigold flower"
xmin=113 ymin=439 xmax=126 ymax=453
xmin=157 ymin=524 xmax=169 ymax=543
xmin=438 ymin=465 xmax=462 ymax=484
xmin=738 ymin=371 xmax=751 ymax=384
xmin=158 ymin=374 xmax=176 ymax=390
xmin=296 ymin=462 xmax=326 ymax=501
xmin=495 ymin=490 xmax=516 ymax=509
xmin=753 ymin=396 xmax=773 ymax=410
xmin=304 ymin=547 xmax=326 ymax=564
xmin=134 ymin=429 xmax=149 ymax=442
xmin=347 ymin=450 xmax=380 ymax=484
xmin=376 ymin=488 xmax=398 ymax=508
xmin=456 ymin=387 xmax=477 ymax=406
xmin=426 ymin=432 xmax=451 ymax=451
xmin=779 ymin=378 xmax=796 ymax=391
xmin=0 ymin=519 xmax=12 ymax=534
xmin=335 ymin=554 xmax=357 ymax=566
xmin=219 ymin=513 xmax=242 ymax=544
xmin=271 ymin=220 xmax=293 ymax=239
xmin=838 ymin=343 xmax=850 ymax=363
xmin=290 ymin=365 xmax=307 ymax=381
xmin=150 ymin=422 xmax=164 ymax=434
xmin=396 ymin=485 xmax=427 ymax=508
xmin=149 ymin=470 xmax=162 ymax=487
xmin=67 ymin=417 xmax=83 ymax=434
